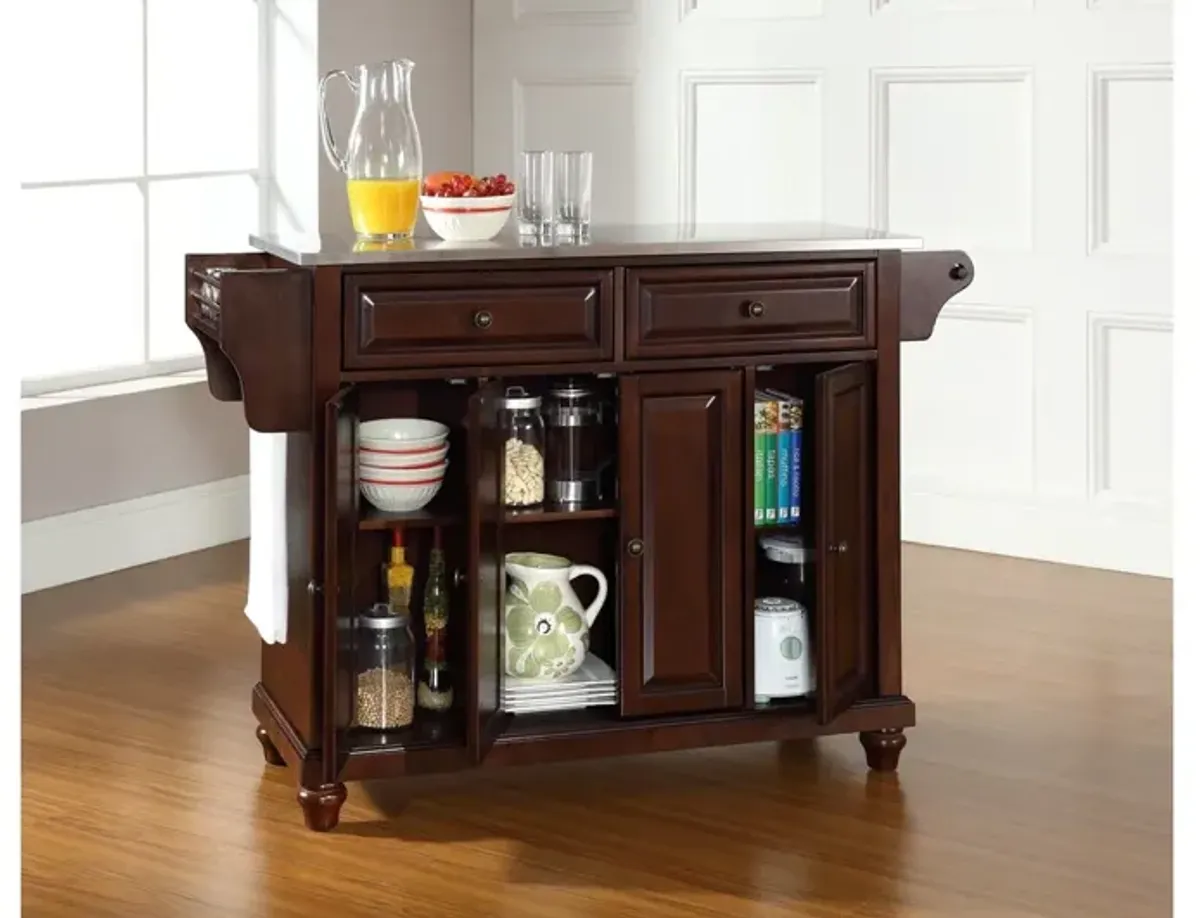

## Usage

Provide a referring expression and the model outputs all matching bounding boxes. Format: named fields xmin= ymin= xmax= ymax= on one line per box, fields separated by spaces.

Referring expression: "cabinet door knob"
xmin=746 ymin=300 xmax=766 ymax=318
xmin=828 ymin=540 xmax=848 ymax=554
xmin=626 ymin=538 xmax=645 ymax=557
xmin=949 ymin=263 xmax=969 ymax=282
xmin=453 ymin=568 xmax=466 ymax=589
xmin=473 ymin=310 xmax=493 ymax=329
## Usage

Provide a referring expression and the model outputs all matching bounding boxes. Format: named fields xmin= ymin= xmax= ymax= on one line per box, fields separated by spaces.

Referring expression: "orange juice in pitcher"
xmin=346 ymin=178 xmax=419 ymax=239
xmin=319 ymin=59 xmax=423 ymax=240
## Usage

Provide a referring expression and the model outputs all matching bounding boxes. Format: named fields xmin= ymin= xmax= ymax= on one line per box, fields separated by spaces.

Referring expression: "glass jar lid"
xmin=754 ymin=596 xmax=803 ymax=616
xmin=503 ymin=386 xmax=541 ymax=410
xmin=759 ymin=534 xmax=810 ymax=565
xmin=360 ymin=603 xmax=408 ymax=629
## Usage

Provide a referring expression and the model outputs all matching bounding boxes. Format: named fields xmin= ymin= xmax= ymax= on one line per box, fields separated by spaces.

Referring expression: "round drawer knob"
xmin=949 ymin=263 xmax=969 ymax=282
xmin=746 ymin=300 xmax=766 ymax=318
xmin=473 ymin=310 xmax=493 ymax=329
xmin=626 ymin=538 xmax=645 ymax=557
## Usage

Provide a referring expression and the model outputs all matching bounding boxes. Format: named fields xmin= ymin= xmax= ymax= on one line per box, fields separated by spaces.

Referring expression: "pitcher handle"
xmin=319 ymin=69 xmax=358 ymax=174
xmin=567 ymin=565 xmax=608 ymax=628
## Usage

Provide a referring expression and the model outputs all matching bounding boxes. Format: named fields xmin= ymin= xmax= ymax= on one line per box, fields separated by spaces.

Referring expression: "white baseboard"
xmin=22 ymin=475 xmax=250 ymax=594
xmin=903 ymin=489 xmax=1171 ymax=578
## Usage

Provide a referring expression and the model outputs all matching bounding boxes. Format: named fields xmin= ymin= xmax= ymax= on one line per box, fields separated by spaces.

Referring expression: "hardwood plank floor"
xmin=22 ymin=542 xmax=1171 ymax=917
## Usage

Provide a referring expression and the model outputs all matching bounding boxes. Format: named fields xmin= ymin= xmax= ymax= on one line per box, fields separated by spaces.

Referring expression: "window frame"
xmin=19 ymin=0 xmax=273 ymax=398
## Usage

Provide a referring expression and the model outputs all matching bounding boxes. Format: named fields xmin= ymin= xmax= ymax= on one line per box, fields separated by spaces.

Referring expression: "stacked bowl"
xmin=357 ymin=419 xmax=450 ymax=513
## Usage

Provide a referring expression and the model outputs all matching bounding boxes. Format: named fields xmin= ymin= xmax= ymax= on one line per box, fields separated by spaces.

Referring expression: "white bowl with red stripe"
xmin=420 ymin=193 xmax=515 ymax=242
xmin=360 ymin=460 xmax=448 ymax=484
xmin=358 ymin=418 xmax=449 ymax=452
xmin=359 ymin=479 xmax=445 ymax=514
xmin=359 ymin=441 xmax=449 ymax=470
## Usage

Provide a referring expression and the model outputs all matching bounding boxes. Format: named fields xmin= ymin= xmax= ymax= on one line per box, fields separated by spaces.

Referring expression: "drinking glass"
xmin=554 ymin=151 xmax=593 ymax=237
xmin=517 ymin=150 xmax=554 ymax=236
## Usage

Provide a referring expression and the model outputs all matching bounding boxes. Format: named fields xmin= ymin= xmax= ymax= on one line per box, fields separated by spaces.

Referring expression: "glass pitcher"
xmin=319 ymin=59 xmax=423 ymax=241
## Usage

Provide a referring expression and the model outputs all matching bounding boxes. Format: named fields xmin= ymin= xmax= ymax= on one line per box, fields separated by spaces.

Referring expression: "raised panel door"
xmin=619 ymin=370 xmax=743 ymax=717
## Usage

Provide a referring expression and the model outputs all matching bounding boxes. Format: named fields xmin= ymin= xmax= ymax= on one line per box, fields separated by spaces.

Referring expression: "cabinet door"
xmin=322 ymin=386 xmax=357 ymax=784
xmin=814 ymin=363 xmax=875 ymax=723
xmin=619 ymin=370 xmax=744 ymax=717
xmin=468 ymin=380 xmax=507 ymax=761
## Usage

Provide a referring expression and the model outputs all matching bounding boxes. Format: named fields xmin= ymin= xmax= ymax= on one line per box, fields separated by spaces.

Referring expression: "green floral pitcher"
xmin=503 ymin=552 xmax=608 ymax=681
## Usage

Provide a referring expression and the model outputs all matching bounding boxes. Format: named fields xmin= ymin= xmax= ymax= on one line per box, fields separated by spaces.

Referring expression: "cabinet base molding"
xmin=297 ymin=783 xmax=347 ymax=833
xmin=860 ymin=727 xmax=907 ymax=772
xmin=253 ymin=684 xmax=915 ymax=787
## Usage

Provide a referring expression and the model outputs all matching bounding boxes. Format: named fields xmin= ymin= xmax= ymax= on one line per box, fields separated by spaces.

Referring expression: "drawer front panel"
xmin=344 ymin=270 xmax=613 ymax=369
xmin=627 ymin=263 xmax=873 ymax=359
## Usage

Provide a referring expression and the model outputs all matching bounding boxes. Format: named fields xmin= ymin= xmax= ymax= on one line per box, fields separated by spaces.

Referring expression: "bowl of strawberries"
xmin=420 ymin=171 xmax=516 ymax=242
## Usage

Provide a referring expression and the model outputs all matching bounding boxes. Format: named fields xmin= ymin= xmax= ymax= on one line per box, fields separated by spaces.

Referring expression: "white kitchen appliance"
xmin=753 ymin=597 xmax=815 ymax=703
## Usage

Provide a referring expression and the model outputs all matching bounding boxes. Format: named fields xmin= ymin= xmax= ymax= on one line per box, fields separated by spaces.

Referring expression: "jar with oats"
xmin=501 ymin=386 xmax=545 ymax=508
xmin=354 ymin=603 xmax=416 ymax=730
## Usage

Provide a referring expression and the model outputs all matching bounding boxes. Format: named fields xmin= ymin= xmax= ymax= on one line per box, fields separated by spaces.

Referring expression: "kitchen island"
xmin=186 ymin=223 xmax=973 ymax=831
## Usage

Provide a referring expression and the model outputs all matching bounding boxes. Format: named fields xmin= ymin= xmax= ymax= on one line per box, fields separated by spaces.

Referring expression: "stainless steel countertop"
xmin=249 ymin=223 xmax=923 ymax=266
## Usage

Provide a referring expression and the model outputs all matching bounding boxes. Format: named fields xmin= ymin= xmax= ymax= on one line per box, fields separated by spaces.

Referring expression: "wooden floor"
xmin=22 ymin=542 xmax=1170 ymax=918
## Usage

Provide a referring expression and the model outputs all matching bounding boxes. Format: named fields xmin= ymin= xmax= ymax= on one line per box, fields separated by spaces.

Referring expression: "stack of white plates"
xmin=502 ymin=654 xmax=617 ymax=714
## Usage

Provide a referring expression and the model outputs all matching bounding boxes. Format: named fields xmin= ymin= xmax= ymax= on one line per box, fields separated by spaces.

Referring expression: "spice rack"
xmin=196 ymin=229 xmax=974 ymax=831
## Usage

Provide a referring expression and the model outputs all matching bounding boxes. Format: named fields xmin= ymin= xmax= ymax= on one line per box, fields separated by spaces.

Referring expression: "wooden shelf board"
xmin=359 ymin=500 xmax=465 ymax=531
xmin=346 ymin=712 xmax=464 ymax=752
xmin=503 ymin=505 xmax=617 ymax=525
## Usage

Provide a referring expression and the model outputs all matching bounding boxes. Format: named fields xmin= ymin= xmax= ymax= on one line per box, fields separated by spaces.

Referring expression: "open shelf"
xmin=346 ymin=710 xmax=464 ymax=752
xmin=504 ymin=505 xmax=616 ymax=525
xmin=359 ymin=497 xmax=464 ymax=531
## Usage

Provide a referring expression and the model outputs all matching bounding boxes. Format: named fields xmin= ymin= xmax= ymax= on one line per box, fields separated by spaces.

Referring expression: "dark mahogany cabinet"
xmin=186 ymin=228 xmax=972 ymax=832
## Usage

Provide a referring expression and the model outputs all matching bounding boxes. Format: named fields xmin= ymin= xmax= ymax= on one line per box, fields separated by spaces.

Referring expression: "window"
xmin=18 ymin=0 xmax=268 ymax=395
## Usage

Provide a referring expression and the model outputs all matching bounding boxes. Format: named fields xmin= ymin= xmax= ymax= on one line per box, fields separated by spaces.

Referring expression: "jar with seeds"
xmin=354 ymin=603 xmax=416 ymax=730
xmin=500 ymin=386 xmax=545 ymax=508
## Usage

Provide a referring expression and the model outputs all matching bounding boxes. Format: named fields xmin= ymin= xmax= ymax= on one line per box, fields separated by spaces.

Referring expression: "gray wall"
xmin=21 ymin=0 xmax=473 ymax=524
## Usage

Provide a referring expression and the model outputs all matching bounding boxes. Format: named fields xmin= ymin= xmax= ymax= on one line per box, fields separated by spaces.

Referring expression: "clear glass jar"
xmin=501 ymin=387 xmax=545 ymax=508
xmin=354 ymin=603 xmax=416 ymax=730
xmin=544 ymin=379 xmax=604 ymax=506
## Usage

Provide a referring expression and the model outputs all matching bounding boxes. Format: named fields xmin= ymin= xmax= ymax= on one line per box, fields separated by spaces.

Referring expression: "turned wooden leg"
xmin=255 ymin=726 xmax=286 ymax=767
xmin=297 ymin=783 xmax=347 ymax=832
xmin=860 ymin=728 xmax=907 ymax=772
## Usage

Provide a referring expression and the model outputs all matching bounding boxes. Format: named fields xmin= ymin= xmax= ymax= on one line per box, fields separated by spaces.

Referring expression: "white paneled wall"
xmin=472 ymin=0 xmax=1172 ymax=576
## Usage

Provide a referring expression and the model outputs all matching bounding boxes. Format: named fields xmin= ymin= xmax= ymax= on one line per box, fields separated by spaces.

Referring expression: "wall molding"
xmin=868 ymin=66 xmax=1034 ymax=249
xmin=1085 ymin=312 xmax=1173 ymax=506
xmin=679 ymin=0 xmax=824 ymax=21
xmin=1085 ymin=63 xmax=1173 ymax=256
xmin=904 ymin=489 xmax=1170 ymax=577
xmin=872 ymin=0 xmax=1034 ymax=12
xmin=513 ymin=0 xmax=637 ymax=27
xmin=1086 ymin=0 xmax=1168 ymax=10
xmin=678 ymin=69 xmax=824 ymax=230
xmin=904 ymin=303 xmax=1038 ymax=498
xmin=511 ymin=74 xmax=638 ymax=169
xmin=22 ymin=475 xmax=250 ymax=594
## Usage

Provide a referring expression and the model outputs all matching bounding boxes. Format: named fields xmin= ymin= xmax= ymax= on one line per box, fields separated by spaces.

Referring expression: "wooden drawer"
xmin=625 ymin=263 xmax=873 ymax=359
xmin=344 ymin=270 xmax=613 ymax=369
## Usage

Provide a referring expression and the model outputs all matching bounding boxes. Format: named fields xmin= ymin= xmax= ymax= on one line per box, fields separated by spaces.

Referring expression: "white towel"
xmin=244 ymin=430 xmax=290 ymax=644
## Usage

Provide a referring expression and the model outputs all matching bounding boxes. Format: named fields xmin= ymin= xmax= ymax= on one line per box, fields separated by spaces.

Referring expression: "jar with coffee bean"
xmin=501 ymin=386 xmax=545 ymax=508
xmin=354 ymin=603 xmax=416 ymax=730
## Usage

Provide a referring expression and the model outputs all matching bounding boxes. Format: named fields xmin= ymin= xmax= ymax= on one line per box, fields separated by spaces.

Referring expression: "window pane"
xmin=148 ymin=175 xmax=257 ymax=361
xmin=19 ymin=1 xmax=143 ymax=183
xmin=18 ymin=186 xmax=145 ymax=380
xmin=147 ymin=0 xmax=259 ymax=174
